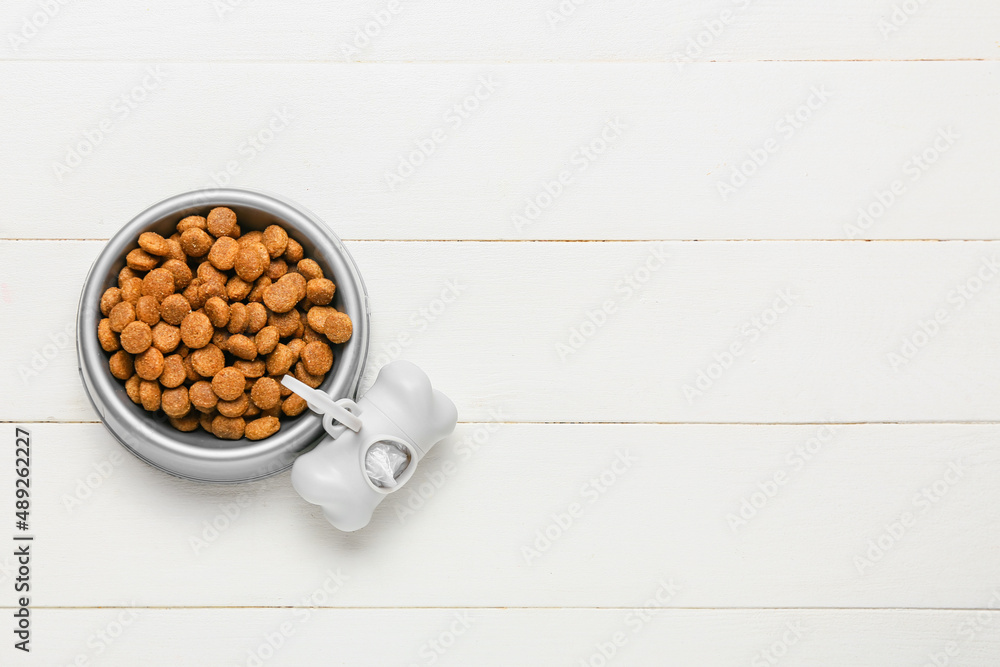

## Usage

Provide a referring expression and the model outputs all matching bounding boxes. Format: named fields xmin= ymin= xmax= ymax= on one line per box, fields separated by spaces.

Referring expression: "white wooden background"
xmin=2 ymin=1 xmax=1000 ymax=665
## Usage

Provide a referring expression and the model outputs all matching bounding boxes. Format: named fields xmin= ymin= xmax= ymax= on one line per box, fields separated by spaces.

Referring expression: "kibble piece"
xmin=208 ymin=235 xmax=239 ymax=271
xmin=151 ymin=322 xmax=181 ymax=353
xmin=212 ymin=329 xmax=230 ymax=350
xmin=100 ymin=287 xmax=122 ymax=316
xmin=246 ymin=416 xmax=280 ymax=441
xmin=227 ymin=302 xmax=248 ymax=333
xmin=284 ymin=238 xmax=304 ymax=263
xmin=217 ymin=392 xmax=249 ymax=418
xmin=98 ymin=318 xmax=120 ymax=352
xmin=234 ymin=358 xmax=266 ymax=379
xmin=267 ymin=309 xmax=300 ymax=338
xmin=286 ymin=338 xmax=306 ymax=361
xmin=181 ymin=354 xmax=202 ymax=383
xmin=207 ymin=207 xmax=238 ymax=237
xmin=126 ymin=248 xmax=159 ymax=271
xmin=125 ymin=374 xmax=142 ymax=403
xmin=301 ymin=340 xmax=333 ymax=375
xmin=109 ymin=351 xmax=134 ymax=380
xmin=250 ymin=377 xmax=281 ymax=410
xmin=141 ymin=268 xmax=176 ymax=300
xmin=163 ymin=238 xmax=186 ymax=262
xmin=118 ymin=266 xmax=139 ymax=287
xmin=282 ymin=393 xmax=307 ymax=417
xmin=236 ymin=242 xmax=270 ymax=282
xmin=302 ymin=320 xmax=324 ymax=343
xmin=161 ymin=386 xmax=191 ymax=419
xmin=189 ymin=381 xmax=218 ymax=412
xmin=180 ymin=228 xmax=213 ymax=257
xmin=138 ymin=231 xmax=171 ymax=256
xmin=306 ymin=278 xmax=335 ymax=305
xmin=266 ymin=344 xmax=295 ymax=376
xmin=160 ymin=354 xmax=186 ymax=388
xmin=293 ymin=361 xmax=324 ymax=388
xmin=306 ymin=306 xmax=335 ymax=333
xmin=109 ymin=302 xmax=136 ymax=333
xmin=226 ymin=276 xmax=253 ymax=301
xmin=227 ymin=334 xmax=258 ymax=361
xmin=182 ymin=278 xmax=207 ymax=310
xmin=266 ymin=259 xmax=288 ymax=281
xmin=177 ymin=215 xmax=207 ymax=233
xmin=197 ymin=261 xmax=228 ymax=287
xmin=180 ymin=311 xmax=213 ymax=349
xmin=198 ymin=280 xmax=227 ymax=305
xmin=244 ymin=402 xmax=261 ymax=418
xmin=160 ymin=294 xmax=191 ymax=326
xmin=211 ymin=415 xmax=245 ymax=440
xmin=246 ymin=302 xmax=268 ymax=333
xmin=297 ymin=259 xmax=323 ymax=281
xmin=199 ymin=410 xmax=216 ymax=433
xmin=134 ymin=347 xmax=165 ymax=380
xmin=120 ymin=277 xmax=143 ymax=304
xmin=247 ymin=276 xmax=271 ymax=303
xmin=190 ymin=343 xmax=225 ymax=377
xmin=161 ymin=259 xmax=193 ymax=291
xmin=238 ymin=230 xmax=264 ymax=247
xmin=212 ymin=367 xmax=246 ymax=401
xmin=255 ymin=326 xmax=280 ymax=355
xmin=135 ymin=295 xmax=161 ymax=326
xmin=204 ymin=296 xmax=230 ymax=328
xmin=169 ymin=413 xmax=200 ymax=432
xmin=262 ymin=224 xmax=288 ymax=258
xmin=262 ymin=274 xmax=302 ymax=313
xmin=139 ymin=380 xmax=161 ymax=411
xmin=323 ymin=311 xmax=353 ymax=344
xmin=120 ymin=321 xmax=153 ymax=354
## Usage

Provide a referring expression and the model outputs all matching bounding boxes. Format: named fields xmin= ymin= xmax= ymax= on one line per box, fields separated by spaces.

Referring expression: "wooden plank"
xmin=2 ymin=0 xmax=997 ymax=62
xmin=6 ymin=422 xmax=1000 ymax=608
xmin=6 ymin=607 xmax=1000 ymax=667
xmin=0 ymin=62 xmax=997 ymax=241
xmin=5 ymin=240 xmax=1000 ymax=423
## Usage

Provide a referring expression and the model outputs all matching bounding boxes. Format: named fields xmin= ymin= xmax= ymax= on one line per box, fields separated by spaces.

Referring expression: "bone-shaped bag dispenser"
xmin=281 ymin=360 xmax=458 ymax=531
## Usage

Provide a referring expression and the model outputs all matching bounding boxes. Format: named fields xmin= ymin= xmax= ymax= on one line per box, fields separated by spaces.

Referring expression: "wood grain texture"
xmin=7 ymin=423 xmax=1000 ymax=608
xmin=5 ymin=240 xmax=1000 ymax=423
xmin=0 ymin=62 xmax=997 ymax=241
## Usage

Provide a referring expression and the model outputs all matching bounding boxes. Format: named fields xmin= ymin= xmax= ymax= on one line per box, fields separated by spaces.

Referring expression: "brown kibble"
xmin=212 ymin=367 xmax=245 ymax=401
xmin=151 ymin=322 xmax=181 ymax=353
xmin=266 ymin=344 xmax=295 ymax=376
xmin=268 ymin=309 xmax=301 ymax=338
xmin=120 ymin=321 xmax=152 ymax=354
xmin=182 ymin=278 xmax=207 ymax=310
xmin=181 ymin=355 xmax=202 ymax=383
xmin=297 ymin=259 xmax=323 ymax=281
xmin=262 ymin=274 xmax=302 ymax=313
xmin=161 ymin=386 xmax=191 ymax=418
xmin=98 ymin=318 xmax=120 ymax=352
xmin=169 ymin=413 xmax=200 ymax=432
xmin=306 ymin=278 xmax=335 ymax=305
xmin=190 ymin=343 xmax=225 ymax=377
xmin=207 ymin=207 xmax=238 ymax=238
xmin=120 ymin=277 xmax=143 ymax=304
xmin=135 ymin=295 xmax=161 ymax=326
xmin=262 ymin=225 xmax=288 ymax=258
xmin=306 ymin=306 xmax=335 ymax=333
xmin=189 ymin=381 xmax=218 ymax=412
xmin=244 ymin=402 xmax=261 ymax=418
xmin=247 ymin=276 xmax=271 ymax=303
xmin=323 ymin=311 xmax=353 ymax=344
xmin=302 ymin=322 xmax=324 ymax=344
xmin=235 ymin=243 xmax=270 ymax=282
xmin=211 ymin=327 xmax=229 ymax=349
xmin=293 ymin=361 xmax=324 ymax=388
xmin=126 ymin=248 xmax=159 ymax=271
xmin=109 ymin=302 xmax=136 ymax=332
xmin=199 ymin=411 xmax=216 ymax=433
xmin=246 ymin=302 xmax=267 ymax=333
xmin=211 ymin=415 xmax=245 ymax=440
xmin=217 ymin=392 xmax=249 ymax=418
xmin=301 ymin=341 xmax=333 ymax=375
xmin=245 ymin=416 xmax=280 ymax=440
xmin=109 ymin=351 xmax=134 ymax=380
xmin=163 ymin=237 xmax=186 ymax=262
xmin=160 ymin=294 xmax=191 ymax=326
xmin=204 ymin=296 xmax=230 ymax=328
xmin=177 ymin=215 xmax=207 ymax=233
xmin=286 ymin=338 xmax=306 ymax=361
xmin=197 ymin=261 xmax=228 ymax=287
xmin=118 ymin=266 xmax=139 ymax=287
xmin=138 ymin=231 xmax=170 ymax=256
xmin=198 ymin=280 xmax=227 ymax=305
xmin=238 ymin=230 xmax=263 ymax=246
xmin=208 ymin=236 xmax=239 ymax=271
xmin=134 ymin=347 xmax=165 ymax=381
xmin=234 ymin=358 xmax=266 ymax=378
xmin=139 ymin=380 xmax=161 ymax=412
xmin=180 ymin=228 xmax=213 ymax=257
xmin=180 ymin=311 xmax=213 ymax=349
xmin=250 ymin=377 xmax=281 ymax=410
xmin=125 ymin=374 xmax=141 ymax=403
xmin=284 ymin=238 xmax=304 ymax=263
xmin=226 ymin=275 xmax=253 ymax=301
xmin=160 ymin=354 xmax=186 ymax=388
xmin=141 ymin=268 xmax=175 ymax=299
xmin=255 ymin=326 xmax=279 ymax=355
xmin=100 ymin=287 xmax=122 ymax=316
xmin=227 ymin=334 xmax=258 ymax=361
xmin=161 ymin=259 xmax=193 ymax=291
xmin=227 ymin=302 xmax=248 ymax=333
xmin=282 ymin=393 xmax=307 ymax=417
xmin=266 ymin=258 xmax=288 ymax=281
